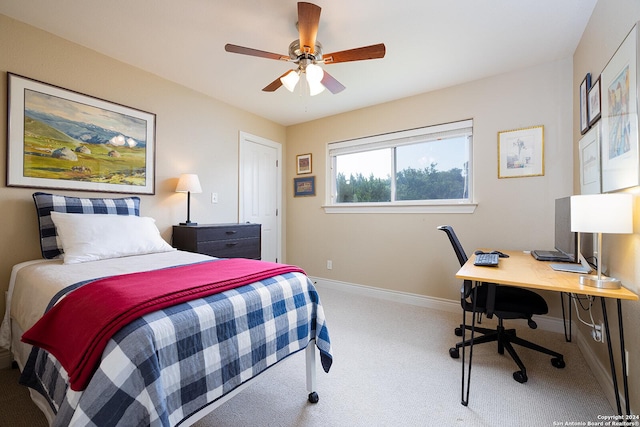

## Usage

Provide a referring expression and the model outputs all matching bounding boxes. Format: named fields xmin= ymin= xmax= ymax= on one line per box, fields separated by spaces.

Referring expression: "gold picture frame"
xmin=296 ymin=153 xmax=312 ymax=174
xmin=498 ymin=125 xmax=544 ymax=178
xmin=294 ymin=176 xmax=315 ymax=197
xmin=7 ymin=73 xmax=156 ymax=194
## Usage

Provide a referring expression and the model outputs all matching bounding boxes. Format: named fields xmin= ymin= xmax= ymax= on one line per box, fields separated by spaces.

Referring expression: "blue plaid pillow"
xmin=33 ymin=192 xmax=141 ymax=259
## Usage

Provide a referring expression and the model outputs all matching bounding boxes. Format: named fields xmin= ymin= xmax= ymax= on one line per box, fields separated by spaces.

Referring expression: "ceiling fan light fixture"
xmin=280 ymin=70 xmax=300 ymax=92
xmin=305 ymin=63 xmax=324 ymax=83
xmin=305 ymin=63 xmax=325 ymax=96
xmin=308 ymin=80 xmax=325 ymax=96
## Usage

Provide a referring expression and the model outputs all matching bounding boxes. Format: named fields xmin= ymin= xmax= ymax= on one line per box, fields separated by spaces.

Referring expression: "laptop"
xmin=549 ymin=262 xmax=591 ymax=273
xmin=531 ymin=249 xmax=572 ymax=262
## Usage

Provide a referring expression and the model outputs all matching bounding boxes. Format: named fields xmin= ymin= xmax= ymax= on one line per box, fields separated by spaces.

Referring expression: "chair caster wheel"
xmin=454 ymin=327 xmax=463 ymax=337
xmin=513 ymin=371 xmax=528 ymax=383
xmin=449 ymin=347 xmax=460 ymax=359
xmin=551 ymin=358 xmax=566 ymax=369
xmin=308 ymin=392 xmax=319 ymax=403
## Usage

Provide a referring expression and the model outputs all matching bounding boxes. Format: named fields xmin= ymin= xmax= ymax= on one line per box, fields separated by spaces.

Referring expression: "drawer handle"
xmin=225 ymin=231 xmax=238 ymax=235
xmin=226 ymin=242 xmax=238 ymax=247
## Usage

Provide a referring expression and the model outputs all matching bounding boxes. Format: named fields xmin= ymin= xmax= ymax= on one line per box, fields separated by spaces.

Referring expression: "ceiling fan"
xmin=224 ymin=2 xmax=386 ymax=96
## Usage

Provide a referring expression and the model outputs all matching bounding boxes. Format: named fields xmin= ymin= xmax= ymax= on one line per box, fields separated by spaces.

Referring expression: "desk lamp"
xmin=176 ymin=173 xmax=202 ymax=226
xmin=570 ymin=194 xmax=633 ymax=289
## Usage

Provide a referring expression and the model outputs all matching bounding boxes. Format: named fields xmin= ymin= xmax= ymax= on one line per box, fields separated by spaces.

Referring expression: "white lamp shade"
xmin=305 ymin=63 xmax=324 ymax=83
xmin=305 ymin=64 xmax=325 ymax=96
xmin=308 ymin=80 xmax=326 ymax=96
xmin=570 ymin=194 xmax=633 ymax=234
xmin=176 ymin=174 xmax=202 ymax=193
xmin=280 ymin=70 xmax=300 ymax=92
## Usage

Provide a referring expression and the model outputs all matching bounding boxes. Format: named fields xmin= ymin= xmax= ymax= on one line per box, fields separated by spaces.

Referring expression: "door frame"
xmin=238 ymin=131 xmax=283 ymax=263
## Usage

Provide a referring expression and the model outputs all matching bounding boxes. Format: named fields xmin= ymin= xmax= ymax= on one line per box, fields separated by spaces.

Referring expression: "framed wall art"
xmin=498 ymin=125 xmax=544 ymax=178
xmin=7 ymin=73 xmax=156 ymax=194
xmin=294 ymin=176 xmax=315 ymax=197
xmin=580 ymin=73 xmax=591 ymax=135
xmin=296 ymin=153 xmax=312 ymax=174
xmin=600 ymin=23 xmax=640 ymax=192
xmin=588 ymin=76 xmax=602 ymax=127
xmin=578 ymin=123 xmax=601 ymax=195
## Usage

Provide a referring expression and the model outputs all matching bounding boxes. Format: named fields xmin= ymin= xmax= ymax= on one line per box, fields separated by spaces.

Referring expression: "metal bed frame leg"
xmin=306 ymin=339 xmax=319 ymax=403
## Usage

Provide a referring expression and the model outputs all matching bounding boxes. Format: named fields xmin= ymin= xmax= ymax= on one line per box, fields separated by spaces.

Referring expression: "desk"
xmin=456 ymin=250 xmax=638 ymax=414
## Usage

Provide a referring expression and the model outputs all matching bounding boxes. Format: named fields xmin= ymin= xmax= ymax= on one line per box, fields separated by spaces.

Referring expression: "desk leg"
xmin=560 ymin=292 xmax=572 ymax=342
xmin=460 ymin=282 xmax=478 ymax=407
xmin=600 ymin=298 xmax=630 ymax=415
xmin=616 ymin=299 xmax=630 ymax=415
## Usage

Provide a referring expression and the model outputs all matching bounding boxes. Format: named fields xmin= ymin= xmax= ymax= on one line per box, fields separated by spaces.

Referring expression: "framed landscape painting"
xmin=6 ymin=73 xmax=156 ymax=194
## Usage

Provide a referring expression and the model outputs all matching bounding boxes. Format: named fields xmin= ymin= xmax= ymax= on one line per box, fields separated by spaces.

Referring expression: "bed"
xmin=0 ymin=193 xmax=332 ymax=426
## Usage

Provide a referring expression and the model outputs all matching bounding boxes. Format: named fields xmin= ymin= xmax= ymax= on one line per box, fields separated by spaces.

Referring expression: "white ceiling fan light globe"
xmin=305 ymin=63 xmax=324 ymax=83
xmin=280 ymin=70 xmax=300 ymax=92
xmin=308 ymin=80 xmax=326 ymax=96
xmin=305 ymin=63 xmax=325 ymax=95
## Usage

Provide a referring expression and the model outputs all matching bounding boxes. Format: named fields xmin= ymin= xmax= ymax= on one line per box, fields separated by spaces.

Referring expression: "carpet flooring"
xmin=0 ymin=285 xmax=614 ymax=426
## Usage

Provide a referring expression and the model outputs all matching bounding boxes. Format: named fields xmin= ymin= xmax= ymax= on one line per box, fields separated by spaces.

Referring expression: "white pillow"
xmin=51 ymin=211 xmax=175 ymax=264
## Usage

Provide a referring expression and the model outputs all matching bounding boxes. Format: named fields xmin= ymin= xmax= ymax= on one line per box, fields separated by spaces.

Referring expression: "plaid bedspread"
xmin=20 ymin=270 xmax=332 ymax=426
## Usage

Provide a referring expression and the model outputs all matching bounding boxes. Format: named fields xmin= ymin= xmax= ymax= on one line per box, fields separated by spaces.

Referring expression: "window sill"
xmin=322 ymin=202 xmax=477 ymax=214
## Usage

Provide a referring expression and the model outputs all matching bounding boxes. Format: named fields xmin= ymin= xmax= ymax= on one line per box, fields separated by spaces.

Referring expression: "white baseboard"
xmin=310 ymin=276 xmax=567 ymax=334
xmin=575 ymin=328 xmax=624 ymax=414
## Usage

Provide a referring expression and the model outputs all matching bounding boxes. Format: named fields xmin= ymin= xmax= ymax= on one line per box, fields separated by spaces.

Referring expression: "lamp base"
xmin=579 ymin=274 xmax=621 ymax=289
xmin=179 ymin=221 xmax=198 ymax=226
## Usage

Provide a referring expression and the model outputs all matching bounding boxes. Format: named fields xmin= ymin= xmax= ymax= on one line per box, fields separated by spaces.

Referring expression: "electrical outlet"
xmin=625 ymin=349 xmax=630 ymax=375
xmin=326 ymin=260 xmax=333 ymax=270
xmin=592 ymin=323 xmax=604 ymax=343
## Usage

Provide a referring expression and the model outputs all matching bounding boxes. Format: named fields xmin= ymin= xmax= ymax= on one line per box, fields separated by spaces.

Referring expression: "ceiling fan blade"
xmin=262 ymin=71 xmax=294 ymax=92
xmin=321 ymin=70 xmax=346 ymax=94
xmin=298 ymin=2 xmax=321 ymax=54
xmin=225 ymin=44 xmax=289 ymax=61
xmin=323 ymin=43 xmax=386 ymax=64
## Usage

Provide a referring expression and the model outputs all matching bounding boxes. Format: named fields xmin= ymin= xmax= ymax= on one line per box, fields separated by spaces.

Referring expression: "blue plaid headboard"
xmin=33 ymin=192 xmax=141 ymax=259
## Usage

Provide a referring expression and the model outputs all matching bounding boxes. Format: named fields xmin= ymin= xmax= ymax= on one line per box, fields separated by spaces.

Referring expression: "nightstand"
xmin=172 ymin=223 xmax=261 ymax=260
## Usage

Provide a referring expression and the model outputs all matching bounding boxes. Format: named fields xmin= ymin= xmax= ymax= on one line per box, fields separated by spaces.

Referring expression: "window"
xmin=326 ymin=119 xmax=474 ymax=213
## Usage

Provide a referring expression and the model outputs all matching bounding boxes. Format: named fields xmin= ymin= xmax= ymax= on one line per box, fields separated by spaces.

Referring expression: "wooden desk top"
xmin=456 ymin=250 xmax=638 ymax=301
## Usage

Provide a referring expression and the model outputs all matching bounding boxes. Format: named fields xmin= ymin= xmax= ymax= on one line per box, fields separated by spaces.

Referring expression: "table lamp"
xmin=176 ymin=173 xmax=202 ymax=226
xmin=570 ymin=194 xmax=633 ymax=289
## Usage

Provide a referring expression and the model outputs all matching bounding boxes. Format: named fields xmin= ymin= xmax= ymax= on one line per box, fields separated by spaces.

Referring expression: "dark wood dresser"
xmin=172 ymin=223 xmax=261 ymax=260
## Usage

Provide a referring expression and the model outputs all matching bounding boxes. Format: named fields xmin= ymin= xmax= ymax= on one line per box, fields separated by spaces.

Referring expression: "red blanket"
xmin=22 ymin=258 xmax=305 ymax=391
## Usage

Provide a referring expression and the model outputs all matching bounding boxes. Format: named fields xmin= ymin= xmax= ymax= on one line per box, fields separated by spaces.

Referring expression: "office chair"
xmin=437 ymin=225 xmax=565 ymax=385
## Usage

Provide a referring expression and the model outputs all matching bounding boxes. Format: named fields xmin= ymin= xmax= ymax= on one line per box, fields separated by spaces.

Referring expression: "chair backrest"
xmin=437 ymin=225 xmax=479 ymax=306
xmin=437 ymin=225 xmax=468 ymax=267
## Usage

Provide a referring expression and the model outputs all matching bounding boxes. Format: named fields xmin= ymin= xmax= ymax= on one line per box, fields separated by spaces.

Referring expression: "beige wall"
xmin=573 ymin=1 xmax=640 ymax=414
xmin=286 ymin=58 xmax=574 ymax=306
xmin=4 ymin=1 xmax=639 ymax=414
xmin=0 ymin=14 xmax=286 ymax=318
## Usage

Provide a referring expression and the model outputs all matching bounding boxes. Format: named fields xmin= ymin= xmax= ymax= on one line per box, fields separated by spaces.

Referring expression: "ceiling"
xmin=0 ymin=0 xmax=597 ymax=126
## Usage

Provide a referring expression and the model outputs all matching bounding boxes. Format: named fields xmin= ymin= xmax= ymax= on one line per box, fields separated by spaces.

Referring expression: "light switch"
xmin=211 ymin=193 xmax=218 ymax=204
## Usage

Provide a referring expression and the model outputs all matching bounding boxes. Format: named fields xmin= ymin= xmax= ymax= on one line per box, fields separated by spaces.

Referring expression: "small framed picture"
xmin=294 ymin=176 xmax=315 ymax=197
xmin=580 ymin=73 xmax=591 ymax=135
xmin=498 ymin=125 xmax=544 ymax=178
xmin=296 ymin=153 xmax=312 ymax=174
xmin=578 ymin=123 xmax=601 ymax=195
xmin=588 ymin=76 xmax=601 ymax=126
